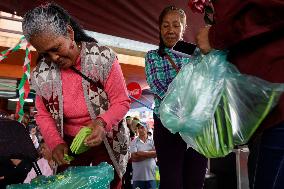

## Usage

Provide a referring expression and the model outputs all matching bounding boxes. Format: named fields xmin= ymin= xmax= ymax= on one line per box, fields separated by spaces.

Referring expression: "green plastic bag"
xmin=7 ymin=162 xmax=114 ymax=189
xmin=160 ymin=50 xmax=284 ymax=158
xmin=70 ymin=127 xmax=92 ymax=155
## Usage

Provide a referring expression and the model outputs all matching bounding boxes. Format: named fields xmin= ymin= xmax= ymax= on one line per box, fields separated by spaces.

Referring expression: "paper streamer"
xmin=0 ymin=36 xmax=25 ymax=61
xmin=0 ymin=36 xmax=31 ymax=122
xmin=17 ymin=41 xmax=31 ymax=122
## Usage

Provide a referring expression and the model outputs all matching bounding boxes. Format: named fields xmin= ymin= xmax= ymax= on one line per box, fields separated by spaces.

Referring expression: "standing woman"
xmin=22 ymin=3 xmax=130 ymax=189
xmin=145 ymin=6 xmax=207 ymax=189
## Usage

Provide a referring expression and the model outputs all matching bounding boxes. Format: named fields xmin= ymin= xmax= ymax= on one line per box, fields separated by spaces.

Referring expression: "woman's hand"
xmin=52 ymin=143 xmax=69 ymax=165
xmin=84 ymin=119 xmax=106 ymax=147
xmin=196 ymin=26 xmax=212 ymax=54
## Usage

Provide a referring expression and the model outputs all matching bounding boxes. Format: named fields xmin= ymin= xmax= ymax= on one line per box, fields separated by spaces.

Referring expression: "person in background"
xmin=130 ymin=121 xmax=156 ymax=189
xmin=147 ymin=128 xmax=153 ymax=140
xmin=29 ymin=125 xmax=39 ymax=149
xmin=9 ymin=114 xmax=15 ymax=120
xmin=0 ymin=158 xmax=32 ymax=188
xmin=145 ymin=5 xmax=207 ymax=189
xmin=0 ymin=110 xmax=9 ymax=119
xmin=126 ymin=116 xmax=135 ymax=140
xmin=0 ymin=117 xmax=34 ymax=188
xmin=131 ymin=117 xmax=140 ymax=138
xmin=122 ymin=116 xmax=134 ymax=189
xmin=22 ymin=3 xmax=130 ymax=189
xmin=21 ymin=113 xmax=30 ymax=128
xmin=24 ymin=141 xmax=55 ymax=183
xmin=196 ymin=1 xmax=284 ymax=188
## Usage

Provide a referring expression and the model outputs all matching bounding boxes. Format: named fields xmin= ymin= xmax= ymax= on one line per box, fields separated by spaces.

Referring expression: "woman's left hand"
xmin=196 ymin=26 xmax=212 ymax=54
xmin=84 ymin=119 xmax=106 ymax=147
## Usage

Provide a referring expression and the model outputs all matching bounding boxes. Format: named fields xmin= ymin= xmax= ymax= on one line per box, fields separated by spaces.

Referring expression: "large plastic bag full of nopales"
xmin=7 ymin=162 xmax=114 ymax=189
xmin=159 ymin=50 xmax=284 ymax=158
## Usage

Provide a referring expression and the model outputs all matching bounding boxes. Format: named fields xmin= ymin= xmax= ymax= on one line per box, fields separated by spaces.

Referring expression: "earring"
xmin=77 ymin=42 xmax=82 ymax=50
xmin=76 ymin=42 xmax=82 ymax=51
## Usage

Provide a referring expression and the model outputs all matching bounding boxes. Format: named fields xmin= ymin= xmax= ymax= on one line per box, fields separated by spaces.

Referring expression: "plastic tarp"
xmin=7 ymin=162 xmax=114 ymax=189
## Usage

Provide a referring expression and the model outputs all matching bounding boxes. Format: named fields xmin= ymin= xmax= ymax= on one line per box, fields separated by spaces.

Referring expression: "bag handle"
xmin=70 ymin=66 xmax=104 ymax=90
xmin=153 ymin=53 xmax=180 ymax=101
xmin=165 ymin=53 xmax=180 ymax=73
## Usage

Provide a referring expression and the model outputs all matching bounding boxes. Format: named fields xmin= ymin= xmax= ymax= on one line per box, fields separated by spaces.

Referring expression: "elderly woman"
xmin=145 ymin=6 xmax=207 ymax=189
xmin=22 ymin=3 xmax=130 ymax=188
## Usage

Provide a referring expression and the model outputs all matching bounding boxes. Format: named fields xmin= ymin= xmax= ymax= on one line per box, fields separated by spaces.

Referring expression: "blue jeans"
xmin=132 ymin=180 xmax=156 ymax=189
xmin=248 ymin=121 xmax=284 ymax=189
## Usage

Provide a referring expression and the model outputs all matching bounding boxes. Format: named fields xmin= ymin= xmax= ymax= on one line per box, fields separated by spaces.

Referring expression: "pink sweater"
xmin=24 ymin=158 xmax=53 ymax=183
xmin=35 ymin=58 xmax=130 ymax=151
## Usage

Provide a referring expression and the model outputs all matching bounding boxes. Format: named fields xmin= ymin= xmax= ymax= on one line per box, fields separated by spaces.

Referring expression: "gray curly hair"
xmin=22 ymin=4 xmax=69 ymax=41
xmin=22 ymin=3 xmax=96 ymax=43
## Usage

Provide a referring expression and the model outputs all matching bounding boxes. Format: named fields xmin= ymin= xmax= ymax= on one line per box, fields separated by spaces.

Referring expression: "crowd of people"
xmin=0 ymin=1 xmax=283 ymax=189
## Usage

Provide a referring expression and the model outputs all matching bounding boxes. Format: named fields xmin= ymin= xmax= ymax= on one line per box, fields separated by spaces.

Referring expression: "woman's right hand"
xmin=196 ymin=26 xmax=212 ymax=54
xmin=52 ymin=143 xmax=69 ymax=165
